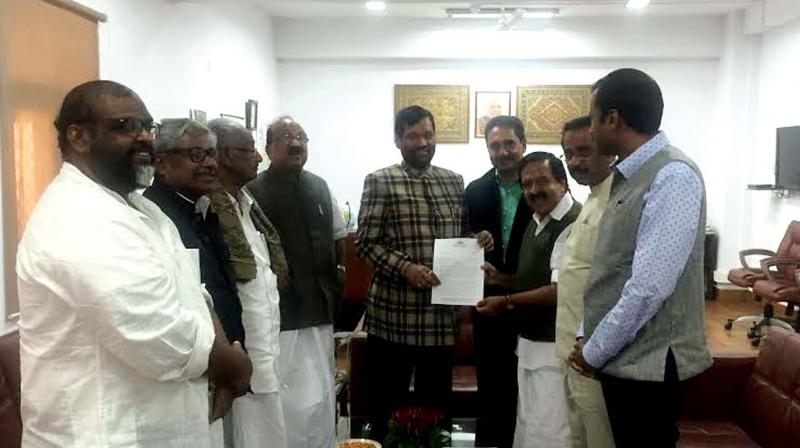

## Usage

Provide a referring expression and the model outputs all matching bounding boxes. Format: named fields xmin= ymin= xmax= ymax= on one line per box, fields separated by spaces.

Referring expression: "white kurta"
xmin=17 ymin=163 xmax=216 ymax=448
xmin=223 ymin=190 xmax=286 ymax=448
xmin=276 ymin=190 xmax=346 ymax=448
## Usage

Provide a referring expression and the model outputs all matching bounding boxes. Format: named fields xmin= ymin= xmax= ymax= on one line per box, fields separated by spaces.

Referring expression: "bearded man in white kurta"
xmin=16 ymin=81 xmax=252 ymax=448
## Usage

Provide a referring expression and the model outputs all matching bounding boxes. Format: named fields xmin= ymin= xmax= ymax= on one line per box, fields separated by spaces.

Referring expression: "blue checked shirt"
xmin=581 ymin=132 xmax=704 ymax=369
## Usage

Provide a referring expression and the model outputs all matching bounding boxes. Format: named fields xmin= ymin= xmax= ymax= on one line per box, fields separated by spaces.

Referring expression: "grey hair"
xmin=154 ymin=118 xmax=217 ymax=155
xmin=266 ymin=115 xmax=296 ymax=145
xmin=207 ymin=118 xmax=247 ymax=150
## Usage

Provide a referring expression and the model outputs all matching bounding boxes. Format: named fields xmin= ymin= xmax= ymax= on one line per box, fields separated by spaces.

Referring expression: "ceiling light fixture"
xmin=446 ymin=7 xmax=559 ymax=19
xmin=365 ymin=1 xmax=386 ymax=12
xmin=626 ymin=0 xmax=651 ymax=9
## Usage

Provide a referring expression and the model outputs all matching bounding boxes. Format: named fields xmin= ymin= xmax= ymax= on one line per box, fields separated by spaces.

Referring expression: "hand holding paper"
xmin=431 ymin=238 xmax=485 ymax=306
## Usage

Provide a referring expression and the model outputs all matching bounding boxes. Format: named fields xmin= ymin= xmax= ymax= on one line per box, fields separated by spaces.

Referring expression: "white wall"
xmin=279 ymin=59 xmax=718 ymax=213
xmin=745 ymin=17 xmax=800 ymax=251
xmin=275 ymin=17 xmax=721 ymax=231
xmin=94 ymin=0 xmax=280 ymax=130
xmin=2 ymin=0 xmax=280 ymax=319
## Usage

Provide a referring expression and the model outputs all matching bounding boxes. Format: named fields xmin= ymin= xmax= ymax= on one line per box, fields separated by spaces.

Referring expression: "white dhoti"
xmin=210 ymin=419 xmax=225 ymax=447
xmin=277 ymin=324 xmax=336 ymax=448
xmin=224 ymin=392 xmax=287 ymax=448
xmin=513 ymin=340 xmax=571 ymax=448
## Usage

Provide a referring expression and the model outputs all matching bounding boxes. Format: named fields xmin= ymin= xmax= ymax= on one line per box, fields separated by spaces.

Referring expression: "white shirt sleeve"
xmin=550 ymin=223 xmax=572 ymax=283
xmin=330 ymin=190 xmax=348 ymax=241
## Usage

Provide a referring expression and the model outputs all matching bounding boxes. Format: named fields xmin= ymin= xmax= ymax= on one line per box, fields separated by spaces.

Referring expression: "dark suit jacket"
xmin=144 ymin=179 xmax=245 ymax=344
xmin=465 ymin=168 xmax=532 ymax=298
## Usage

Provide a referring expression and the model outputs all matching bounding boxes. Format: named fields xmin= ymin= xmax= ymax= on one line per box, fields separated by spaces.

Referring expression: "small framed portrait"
xmin=245 ymin=99 xmax=258 ymax=130
xmin=189 ymin=109 xmax=207 ymax=124
xmin=475 ymin=91 xmax=511 ymax=138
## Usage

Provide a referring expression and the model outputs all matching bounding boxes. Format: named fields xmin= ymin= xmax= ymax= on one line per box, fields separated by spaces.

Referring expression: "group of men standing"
xmin=17 ymin=81 xmax=344 ymax=447
xmin=15 ymin=66 xmax=711 ymax=448
xmin=355 ymin=68 xmax=711 ymax=448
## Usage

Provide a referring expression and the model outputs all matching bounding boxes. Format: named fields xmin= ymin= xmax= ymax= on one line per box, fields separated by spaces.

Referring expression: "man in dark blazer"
xmin=465 ymin=115 xmax=532 ymax=448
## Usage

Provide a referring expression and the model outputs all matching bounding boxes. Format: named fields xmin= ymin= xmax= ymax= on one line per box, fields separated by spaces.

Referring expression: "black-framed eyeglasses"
xmin=224 ymin=146 xmax=258 ymax=154
xmin=560 ymin=147 xmax=593 ymax=162
xmin=170 ymin=146 xmax=218 ymax=163
xmin=99 ymin=118 xmax=160 ymax=137
xmin=278 ymin=133 xmax=309 ymax=144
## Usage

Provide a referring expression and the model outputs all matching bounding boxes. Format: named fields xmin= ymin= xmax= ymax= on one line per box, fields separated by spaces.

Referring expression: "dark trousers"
xmin=366 ymin=335 xmax=454 ymax=439
xmin=599 ymin=350 xmax=687 ymax=448
xmin=473 ymin=310 xmax=518 ymax=448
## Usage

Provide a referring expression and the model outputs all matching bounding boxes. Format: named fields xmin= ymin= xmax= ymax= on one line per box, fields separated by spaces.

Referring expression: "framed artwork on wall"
xmin=245 ymin=99 xmax=258 ymax=130
xmin=394 ymin=84 xmax=470 ymax=144
xmin=475 ymin=91 xmax=512 ymax=138
xmin=516 ymin=85 xmax=592 ymax=145
xmin=189 ymin=109 xmax=207 ymax=124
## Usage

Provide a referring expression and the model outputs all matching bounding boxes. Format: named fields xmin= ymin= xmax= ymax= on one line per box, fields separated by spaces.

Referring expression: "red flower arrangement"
xmin=383 ymin=407 xmax=450 ymax=448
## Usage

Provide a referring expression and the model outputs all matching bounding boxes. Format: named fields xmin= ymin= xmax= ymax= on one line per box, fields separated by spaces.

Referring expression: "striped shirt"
xmin=356 ymin=161 xmax=470 ymax=346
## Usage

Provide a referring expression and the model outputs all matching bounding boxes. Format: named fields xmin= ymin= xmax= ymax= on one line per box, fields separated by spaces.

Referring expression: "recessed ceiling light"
xmin=446 ymin=8 xmax=559 ymax=19
xmin=626 ymin=0 xmax=651 ymax=9
xmin=365 ymin=1 xmax=386 ymax=12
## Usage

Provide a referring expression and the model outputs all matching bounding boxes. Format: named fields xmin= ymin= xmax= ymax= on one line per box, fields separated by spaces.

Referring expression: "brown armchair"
xmin=725 ymin=221 xmax=799 ymax=342
xmin=678 ymin=328 xmax=800 ymax=447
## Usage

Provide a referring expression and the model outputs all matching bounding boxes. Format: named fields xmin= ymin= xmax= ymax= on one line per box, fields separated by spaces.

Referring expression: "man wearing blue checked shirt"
xmin=569 ymin=68 xmax=712 ymax=448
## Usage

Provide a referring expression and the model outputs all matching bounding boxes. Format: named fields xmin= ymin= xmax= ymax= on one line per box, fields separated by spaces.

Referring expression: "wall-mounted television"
xmin=776 ymin=126 xmax=800 ymax=190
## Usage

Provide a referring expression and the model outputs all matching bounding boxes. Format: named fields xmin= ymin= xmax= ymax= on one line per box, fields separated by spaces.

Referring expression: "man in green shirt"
xmin=465 ymin=116 xmax=532 ymax=448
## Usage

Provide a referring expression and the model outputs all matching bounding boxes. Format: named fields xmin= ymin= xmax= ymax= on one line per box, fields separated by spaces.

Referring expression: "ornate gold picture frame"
xmin=394 ymin=85 xmax=470 ymax=144
xmin=516 ymin=85 xmax=592 ymax=145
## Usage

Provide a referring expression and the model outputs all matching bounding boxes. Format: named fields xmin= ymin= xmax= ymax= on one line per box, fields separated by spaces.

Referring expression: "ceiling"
xmin=239 ymin=0 xmax=763 ymax=19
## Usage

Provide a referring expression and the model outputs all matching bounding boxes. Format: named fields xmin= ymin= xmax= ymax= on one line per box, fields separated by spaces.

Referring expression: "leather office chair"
xmin=726 ymin=221 xmax=800 ymax=345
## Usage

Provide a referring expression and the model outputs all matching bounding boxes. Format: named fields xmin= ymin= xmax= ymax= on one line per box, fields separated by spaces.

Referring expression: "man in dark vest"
xmin=478 ymin=152 xmax=581 ymax=448
xmin=569 ymin=68 xmax=712 ymax=448
xmin=145 ymin=118 xmax=247 ymax=443
xmin=465 ymin=115 xmax=532 ymax=448
xmin=247 ymin=116 xmax=346 ymax=448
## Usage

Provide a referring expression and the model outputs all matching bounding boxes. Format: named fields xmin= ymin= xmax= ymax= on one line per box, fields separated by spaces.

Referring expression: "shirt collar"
xmin=590 ymin=172 xmax=614 ymax=195
xmin=227 ymin=188 xmax=254 ymax=215
xmin=614 ymin=131 xmax=670 ymax=180
xmin=494 ymin=168 xmax=519 ymax=187
xmin=401 ymin=160 xmax=431 ymax=178
xmin=533 ymin=193 xmax=574 ymax=225
xmin=175 ymin=191 xmax=211 ymax=218
xmin=61 ymin=162 xmax=134 ymax=207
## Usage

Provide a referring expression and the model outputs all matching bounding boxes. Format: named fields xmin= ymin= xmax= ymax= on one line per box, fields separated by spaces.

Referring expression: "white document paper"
xmin=431 ymin=238 xmax=484 ymax=306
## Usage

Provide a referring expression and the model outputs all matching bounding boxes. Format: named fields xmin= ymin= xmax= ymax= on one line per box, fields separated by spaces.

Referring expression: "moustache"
xmin=127 ymin=144 xmax=154 ymax=164
xmin=287 ymin=146 xmax=304 ymax=156
xmin=527 ymin=192 xmax=548 ymax=201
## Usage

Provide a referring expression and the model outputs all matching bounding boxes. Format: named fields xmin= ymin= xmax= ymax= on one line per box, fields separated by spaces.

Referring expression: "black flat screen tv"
xmin=776 ymin=126 xmax=800 ymax=190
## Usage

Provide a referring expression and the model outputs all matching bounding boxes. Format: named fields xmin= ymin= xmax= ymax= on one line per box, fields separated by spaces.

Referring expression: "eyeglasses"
xmin=276 ymin=133 xmax=309 ymax=144
xmin=225 ymin=146 xmax=258 ymax=154
xmin=170 ymin=146 xmax=218 ymax=163
xmin=100 ymin=118 xmax=160 ymax=137
xmin=560 ymin=147 xmax=593 ymax=162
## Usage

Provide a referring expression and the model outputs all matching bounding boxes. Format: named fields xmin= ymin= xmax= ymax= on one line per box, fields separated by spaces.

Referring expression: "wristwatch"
xmin=504 ymin=294 xmax=515 ymax=311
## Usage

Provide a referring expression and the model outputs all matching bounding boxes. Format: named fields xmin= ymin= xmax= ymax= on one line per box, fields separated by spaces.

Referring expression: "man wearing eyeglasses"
xmin=465 ymin=115 xmax=532 ymax=448
xmin=144 ymin=119 xmax=249 ymax=441
xmin=555 ymin=116 xmax=616 ymax=448
xmin=16 ymin=81 xmax=251 ymax=447
xmin=247 ymin=116 xmax=347 ymax=448
xmin=206 ymin=118 xmax=289 ymax=448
